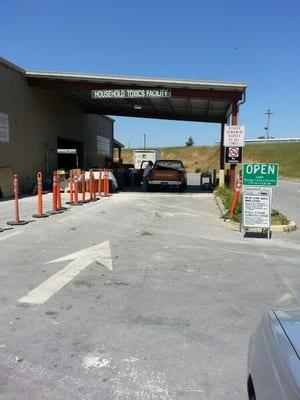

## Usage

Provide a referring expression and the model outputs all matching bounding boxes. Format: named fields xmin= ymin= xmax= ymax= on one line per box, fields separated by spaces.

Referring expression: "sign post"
xmin=223 ymin=125 xmax=245 ymax=191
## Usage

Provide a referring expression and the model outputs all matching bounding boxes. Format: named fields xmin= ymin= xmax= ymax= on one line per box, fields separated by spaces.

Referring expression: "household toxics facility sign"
xmin=91 ymin=88 xmax=172 ymax=100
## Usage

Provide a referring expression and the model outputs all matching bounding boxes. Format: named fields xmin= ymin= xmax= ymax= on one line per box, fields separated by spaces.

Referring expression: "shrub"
xmin=215 ymin=186 xmax=290 ymax=225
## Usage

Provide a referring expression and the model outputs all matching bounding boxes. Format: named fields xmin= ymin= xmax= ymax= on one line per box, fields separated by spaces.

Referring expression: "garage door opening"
xmin=28 ymin=72 xmax=246 ymax=190
xmin=57 ymin=137 xmax=83 ymax=171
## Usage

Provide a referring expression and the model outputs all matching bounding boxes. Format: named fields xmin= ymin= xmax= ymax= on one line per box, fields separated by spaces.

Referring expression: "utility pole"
xmin=143 ymin=133 xmax=146 ymax=149
xmin=265 ymin=109 xmax=274 ymax=140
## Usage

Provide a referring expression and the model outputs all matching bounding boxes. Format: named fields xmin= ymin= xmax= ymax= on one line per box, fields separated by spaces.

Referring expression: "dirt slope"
xmin=120 ymin=143 xmax=300 ymax=178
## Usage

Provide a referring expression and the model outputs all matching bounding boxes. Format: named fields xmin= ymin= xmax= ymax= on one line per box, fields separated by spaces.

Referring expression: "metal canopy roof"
xmin=113 ymin=138 xmax=125 ymax=149
xmin=26 ymin=70 xmax=246 ymax=123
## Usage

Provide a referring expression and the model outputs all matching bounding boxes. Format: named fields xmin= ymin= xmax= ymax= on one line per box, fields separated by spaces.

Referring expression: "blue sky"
xmin=1 ymin=0 xmax=299 ymax=147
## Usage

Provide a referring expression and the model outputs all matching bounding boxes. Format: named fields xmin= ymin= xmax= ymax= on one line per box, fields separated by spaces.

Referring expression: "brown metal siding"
xmin=0 ymin=62 xmax=113 ymax=192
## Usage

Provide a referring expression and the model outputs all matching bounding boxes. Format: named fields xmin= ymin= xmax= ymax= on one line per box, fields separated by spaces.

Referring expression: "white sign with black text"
xmin=244 ymin=186 xmax=273 ymax=207
xmin=0 ymin=112 xmax=9 ymax=143
xmin=224 ymin=125 xmax=245 ymax=147
xmin=96 ymin=136 xmax=110 ymax=156
xmin=243 ymin=194 xmax=271 ymax=229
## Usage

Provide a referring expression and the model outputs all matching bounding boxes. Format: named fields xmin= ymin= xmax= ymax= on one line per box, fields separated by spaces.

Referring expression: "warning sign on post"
xmin=243 ymin=195 xmax=271 ymax=228
xmin=225 ymin=147 xmax=242 ymax=163
xmin=224 ymin=125 xmax=245 ymax=147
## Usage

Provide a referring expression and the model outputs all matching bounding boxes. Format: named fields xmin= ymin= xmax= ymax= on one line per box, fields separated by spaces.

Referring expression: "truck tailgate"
xmin=149 ymin=170 xmax=180 ymax=181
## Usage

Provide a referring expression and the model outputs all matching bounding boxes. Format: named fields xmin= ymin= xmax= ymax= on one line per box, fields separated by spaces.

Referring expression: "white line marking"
xmin=281 ymin=180 xmax=300 ymax=185
xmin=82 ymin=352 xmax=112 ymax=369
xmin=18 ymin=240 xmax=112 ymax=305
xmin=47 ymin=240 xmax=112 ymax=268
xmin=278 ymin=293 xmax=293 ymax=304
xmin=0 ymin=231 xmax=22 ymax=241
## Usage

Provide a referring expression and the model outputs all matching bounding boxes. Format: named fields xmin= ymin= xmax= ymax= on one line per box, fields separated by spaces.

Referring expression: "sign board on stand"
xmin=244 ymin=186 xmax=273 ymax=206
xmin=241 ymin=163 xmax=278 ymax=239
xmin=243 ymin=194 xmax=271 ymax=229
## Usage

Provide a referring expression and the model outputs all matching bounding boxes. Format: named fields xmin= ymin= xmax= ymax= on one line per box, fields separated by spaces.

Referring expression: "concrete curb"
xmin=270 ymin=221 xmax=297 ymax=232
xmin=214 ymin=192 xmax=297 ymax=233
xmin=214 ymin=193 xmax=227 ymax=217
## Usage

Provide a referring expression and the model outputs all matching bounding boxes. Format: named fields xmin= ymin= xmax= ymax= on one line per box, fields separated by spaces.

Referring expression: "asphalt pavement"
xmin=273 ymin=179 xmax=300 ymax=226
xmin=0 ymin=187 xmax=300 ymax=399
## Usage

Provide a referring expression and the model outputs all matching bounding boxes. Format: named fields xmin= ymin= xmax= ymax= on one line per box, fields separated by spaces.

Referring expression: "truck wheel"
xmin=146 ymin=184 xmax=153 ymax=192
xmin=247 ymin=376 xmax=256 ymax=400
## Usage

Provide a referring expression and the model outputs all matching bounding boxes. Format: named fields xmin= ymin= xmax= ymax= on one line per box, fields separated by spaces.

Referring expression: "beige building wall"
xmin=0 ymin=59 xmax=113 ymax=192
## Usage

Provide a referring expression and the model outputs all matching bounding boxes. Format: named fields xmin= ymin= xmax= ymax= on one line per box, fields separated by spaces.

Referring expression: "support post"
xmin=229 ymin=102 xmax=238 ymax=191
xmin=219 ymin=123 xmax=225 ymax=186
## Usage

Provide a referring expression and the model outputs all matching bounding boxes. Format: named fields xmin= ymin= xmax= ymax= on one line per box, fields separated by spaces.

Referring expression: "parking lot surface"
xmin=0 ymin=189 xmax=300 ymax=399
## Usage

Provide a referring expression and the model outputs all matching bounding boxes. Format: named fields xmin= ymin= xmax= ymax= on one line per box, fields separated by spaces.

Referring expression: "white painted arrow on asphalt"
xmin=18 ymin=241 xmax=112 ymax=305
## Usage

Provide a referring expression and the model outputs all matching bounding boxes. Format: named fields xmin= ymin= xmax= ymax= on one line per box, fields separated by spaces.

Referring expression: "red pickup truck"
xmin=146 ymin=160 xmax=187 ymax=191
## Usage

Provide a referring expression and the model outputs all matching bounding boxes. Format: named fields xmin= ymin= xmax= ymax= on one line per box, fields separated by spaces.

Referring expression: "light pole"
xmin=143 ymin=134 xmax=146 ymax=149
xmin=265 ymin=109 xmax=273 ymax=140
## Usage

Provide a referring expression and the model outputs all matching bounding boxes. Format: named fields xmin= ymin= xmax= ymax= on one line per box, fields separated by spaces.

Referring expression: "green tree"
xmin=185 ymin=136 xmax=194 ymax=147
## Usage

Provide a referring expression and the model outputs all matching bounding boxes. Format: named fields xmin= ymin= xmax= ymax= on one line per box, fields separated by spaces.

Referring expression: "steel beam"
xmin=84 ymin=108 xmax=225 ymax=123
xmin=27 ymin=78 xmax=243 ymax=101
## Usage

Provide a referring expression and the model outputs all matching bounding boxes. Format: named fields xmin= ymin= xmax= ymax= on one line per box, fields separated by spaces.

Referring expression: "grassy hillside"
xmin=120 ymin=143 xmax=300 ymax=178
xmin=244 ymin=143 xmax=300 ymax=178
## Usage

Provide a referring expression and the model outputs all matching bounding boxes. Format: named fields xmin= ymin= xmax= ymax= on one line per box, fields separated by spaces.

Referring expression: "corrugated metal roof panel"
xmin=25 ymin=70 xmax=246 ymax=92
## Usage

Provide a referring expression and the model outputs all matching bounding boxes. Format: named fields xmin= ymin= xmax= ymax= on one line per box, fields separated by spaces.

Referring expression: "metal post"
xmin=269 ymin=187 xmax=273 ymax=240
xmin=229 ymin=102 xmax=238 ymax=191
xmin=219 ymin=123 xmax=225 ymax=186
xmin=265 ymin=109 xmax=273 ymax=140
